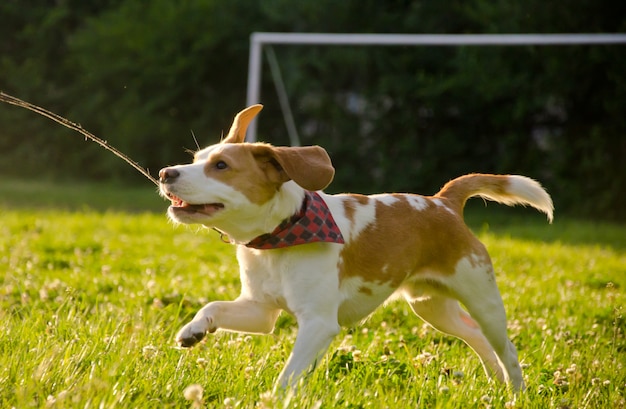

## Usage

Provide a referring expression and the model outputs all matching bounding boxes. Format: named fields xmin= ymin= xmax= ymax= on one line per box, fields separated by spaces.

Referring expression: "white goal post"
xmin=246 ymin=32 xmax=626 ymax=142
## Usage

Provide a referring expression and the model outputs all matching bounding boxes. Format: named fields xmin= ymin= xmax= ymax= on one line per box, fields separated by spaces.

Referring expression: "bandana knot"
xmin=245 ymin=191 xmax=344 ymax=249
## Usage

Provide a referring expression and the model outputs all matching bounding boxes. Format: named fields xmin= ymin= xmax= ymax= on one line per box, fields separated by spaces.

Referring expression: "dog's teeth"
xmin=168 ymin=194 xmax=186 ymax=207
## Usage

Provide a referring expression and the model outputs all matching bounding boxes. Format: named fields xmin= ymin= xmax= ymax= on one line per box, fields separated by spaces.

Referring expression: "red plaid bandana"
xmin=245 ymin=191 xmax=345 ymax=249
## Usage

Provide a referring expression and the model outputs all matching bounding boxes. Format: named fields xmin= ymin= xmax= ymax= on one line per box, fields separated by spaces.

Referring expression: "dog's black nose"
xmin=159 ymin=167 xmax=180 ymax=183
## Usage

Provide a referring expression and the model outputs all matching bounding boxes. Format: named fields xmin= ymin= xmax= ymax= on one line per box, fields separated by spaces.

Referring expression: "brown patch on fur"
xmin=202 ymin=144 xmax=283 ymax=205
xmin=358 ymin=286 xmax=373 ymax=296
xmin=342 ymin=194 xmax=370 ymax=224
xmin=338 ymin=195 xmax=486 ymax=287
xmin=199 ymin=143 xmax=335 ymax=205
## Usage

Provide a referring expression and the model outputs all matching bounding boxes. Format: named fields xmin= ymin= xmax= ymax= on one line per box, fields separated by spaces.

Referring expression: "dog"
xmin=158 ymin=105 xmax=553 ymax=392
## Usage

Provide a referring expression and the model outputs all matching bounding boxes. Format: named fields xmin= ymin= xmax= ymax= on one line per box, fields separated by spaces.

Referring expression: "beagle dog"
xmin=159 ymin=105 xmax=553 ymax=391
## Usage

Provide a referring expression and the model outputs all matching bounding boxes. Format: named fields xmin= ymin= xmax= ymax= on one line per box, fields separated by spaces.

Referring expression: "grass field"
xmin=1 ymin=180 xmax=624 ymax=408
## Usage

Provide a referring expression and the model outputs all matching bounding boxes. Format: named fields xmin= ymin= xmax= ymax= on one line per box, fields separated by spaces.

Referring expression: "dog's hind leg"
xmin=440 ymin=256 xmax=525 ymax=391
xmin=448 ymin=284 xmax=525 ymax=391
xmin=406 ymin=295 xmax=506 ymax=382
xmin=176 ymin=298 xmax=280 ymax=347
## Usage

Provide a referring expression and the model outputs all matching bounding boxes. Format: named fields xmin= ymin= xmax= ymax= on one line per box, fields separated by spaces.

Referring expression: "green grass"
xmin=1 ymin=180 xmax=624 ymax=408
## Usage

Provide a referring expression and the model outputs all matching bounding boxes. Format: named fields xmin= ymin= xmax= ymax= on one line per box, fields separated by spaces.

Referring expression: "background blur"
xmin=0 ymin=0 xmax=624 ymax=220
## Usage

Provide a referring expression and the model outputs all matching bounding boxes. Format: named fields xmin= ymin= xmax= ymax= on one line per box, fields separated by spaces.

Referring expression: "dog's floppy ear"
xmin=222 ymin=104 xmax=263 ymax=144
xmin=254 ymin=145 xmax=335 ymax=191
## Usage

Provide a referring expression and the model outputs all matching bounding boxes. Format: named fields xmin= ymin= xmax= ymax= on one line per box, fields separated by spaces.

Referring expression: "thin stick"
xmin=0 ymin=91 xmax=159 ymax=186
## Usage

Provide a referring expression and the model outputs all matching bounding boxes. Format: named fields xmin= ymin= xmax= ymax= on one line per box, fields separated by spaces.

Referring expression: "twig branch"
xmin=0 ymin=91 xmax=158 ymax=186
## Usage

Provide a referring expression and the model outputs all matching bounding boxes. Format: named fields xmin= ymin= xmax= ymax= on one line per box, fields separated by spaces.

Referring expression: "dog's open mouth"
xmin=166 ymin=193 xmax=224 ymax=216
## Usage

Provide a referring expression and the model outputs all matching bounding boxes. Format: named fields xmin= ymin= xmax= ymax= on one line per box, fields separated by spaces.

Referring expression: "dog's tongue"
xmin=167 ymin=193 xmax=224 ymax=215
xmin=171 ymin=199 xmax=223 ymax=215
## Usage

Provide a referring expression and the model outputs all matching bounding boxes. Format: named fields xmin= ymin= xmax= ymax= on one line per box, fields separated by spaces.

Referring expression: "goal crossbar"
xmin=246 ymin=32 xmax=626 ymax=142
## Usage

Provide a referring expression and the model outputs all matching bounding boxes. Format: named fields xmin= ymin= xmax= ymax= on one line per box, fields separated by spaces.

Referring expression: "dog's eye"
xmin=215 ymin=160 xmax=228 ymax=170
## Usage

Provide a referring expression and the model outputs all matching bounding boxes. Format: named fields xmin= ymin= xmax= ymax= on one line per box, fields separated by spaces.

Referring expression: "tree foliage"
xmin=1 ymin=0 xmax=624 ymax=219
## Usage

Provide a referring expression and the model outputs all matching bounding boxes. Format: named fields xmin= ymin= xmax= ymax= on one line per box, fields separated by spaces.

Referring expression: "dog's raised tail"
xmin=435 ymin=174 xmax=554 ymax=223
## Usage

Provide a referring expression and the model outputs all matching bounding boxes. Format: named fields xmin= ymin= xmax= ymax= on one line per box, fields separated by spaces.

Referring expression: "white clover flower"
xmin=183 ymin=384 xmax=204 ymax=405
xmin=142 ymin=345 xmax=158 ymax=359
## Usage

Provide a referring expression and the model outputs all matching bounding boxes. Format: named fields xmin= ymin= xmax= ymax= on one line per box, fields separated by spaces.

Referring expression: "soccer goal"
xmin=245 ymin=32 xmax=626 ymax=143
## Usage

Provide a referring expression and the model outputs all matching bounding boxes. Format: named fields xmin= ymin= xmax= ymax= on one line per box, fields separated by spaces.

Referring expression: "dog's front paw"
xmin=176 ymin=318 xmax=216 ymax=348
xmin=176 ymin=330 xmax=205 ymax=348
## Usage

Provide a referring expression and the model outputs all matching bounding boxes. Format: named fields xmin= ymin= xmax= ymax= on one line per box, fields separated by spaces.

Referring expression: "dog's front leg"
xmin=176 ymin=298 xmax=280 ymax=347
xmin=276 ymin=316 xmax=340 ymax=389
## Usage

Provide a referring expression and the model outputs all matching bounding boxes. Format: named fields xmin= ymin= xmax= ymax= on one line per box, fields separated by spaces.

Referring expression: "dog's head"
xmin=159 ymin=105 xmax=335 ymax=236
